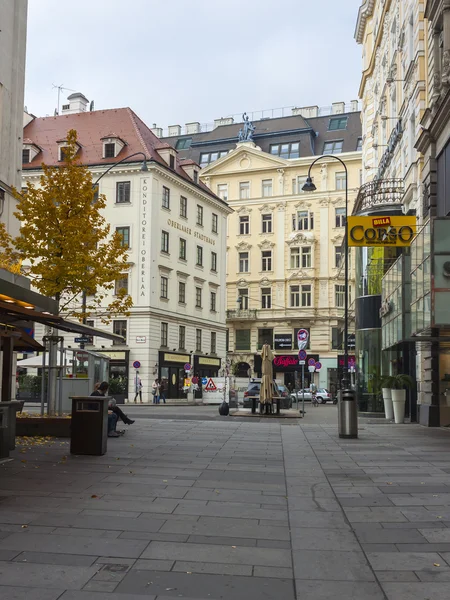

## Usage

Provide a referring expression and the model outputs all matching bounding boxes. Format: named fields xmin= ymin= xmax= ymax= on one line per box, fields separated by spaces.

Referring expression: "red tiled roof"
xmin=22 ymin=107 xmax=219 ymax=200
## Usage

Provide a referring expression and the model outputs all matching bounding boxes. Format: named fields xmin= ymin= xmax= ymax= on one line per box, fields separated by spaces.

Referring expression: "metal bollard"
xmin=338 ymin=389 xmax=358 ymax=439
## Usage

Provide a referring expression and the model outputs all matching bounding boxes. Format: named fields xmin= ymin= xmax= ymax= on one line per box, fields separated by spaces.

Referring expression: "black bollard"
xmin=219 ymin=401 xmax=229 ymax=416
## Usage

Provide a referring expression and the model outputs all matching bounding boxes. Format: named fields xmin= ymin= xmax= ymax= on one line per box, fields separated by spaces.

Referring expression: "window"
xmin=217 ymin=184 xmax=228 ymax=201
xmin=356 ymin=137 xmax=362 ymax=151
xmin=59 ymin=147 xmax=68 ymax=162
xmin=239 ymin=182 xmax=250 ymax=199
xmin=323 ymin=140 xmax=344 ymax=154
xmin=258 ymin=328 xmax=273 ymax=348
xmin=290 ymin=248 xmax=300 ymax=269
xmin=179 ymin=238 xmax=187 ymax=260
xmin=335 ymin=246 xmax=342 ymax=268
xmin=329 ymin=117 xmax=348 ymax=131
xmin=169 ymin=154 xmax=175 ymax=169
xmin=116 ymin=181 xmax=131 ymax=203
xmin=332 ymin=327 xmax=343 ymax=350
xmin=162 ymin=186 xmax=170 ymax=209
xmin=335 ymin=207 xmax=346 ymax=227
xmin=290 ymin=285 xmax=300 ymax=307
xmin=210 ymin=291 xmax=216 ymax=312
xmin=22 ymin=149 xmax=30 ymax=164
xmin=211 ymin=332 xmax=216 ymax=354
xmin=161 ymin=230 xmax=169 ymax=253
xmin=262 ymin=214 xmax=272 ymax=233
xmin=199 ymin=151 xmax=228 ymax=167
xmin=335 ymin=172 xmax=347 ymax=190
xmin=262 ymin=179 xmax=273 ymax=197
xmin=301 ymin=284 xmax=312 ymax=307
xmin=239 ymin=252 xmax=249 ymax=273
xmin=180 ymin=196 xmax=187 ymax=218
xmin=115 ymin=274 xmax=128 ymax=295
xmin=211 ymin=251 xmax=217 ymax=272
xmin=104 ymin=143 xmax=115 ymax=158
xmin=196 ymin=329 xmax=202 ymax=352
xmin=179 ymin=325 xmax=186 ymax=349
xmin=335 ymin=284 xmax=346 ymax=308
xmin=196 ymin=204 xmax=203 ymax=225
xmin=302 ymin=247 xmax=311 ymax=268
xmin=291 ymin=247 xmax=311 ymax=268
xmin=236 ymin=329 xmax=251 ymax=350
xmin=196 ymin=245 xmax=203 ymax=266
xmin=261 ymin=287 xmax=271 ymax=309
xmin=293 ymin=210 xmax=314 ymax=231
xmin=178 ymin=281 xmax=186 ymax=304
xmin=262 ymin=250 xmax=272 ymax=272
xmin=292 ymin=176 xmax=311 ymax=194
xmin=195 ymin=287 xmax=202 ymax=308
xmin=113 ymin=320 xmax=127 ymax=345
xmin=160 ymin=276 xmax=168 ymax=299
xmin=239 ymin=215 xmax=250 ymax=235
xmin=238 ymin=289 xmax=249 ymax=310
xmin=176 ymin=138 xmax=192 ymax=150
xmin=212 ymin=213 xmax=218 ymax=233
xmin=193 ymin=170 xmax=198 ymax=183
xmin=116 ymin=226 xmax=130 ymax=248
xmin=270 ymin=142 xmax=300 ymax=158
xmin=161 ymin=322 xmax=168 ymax=347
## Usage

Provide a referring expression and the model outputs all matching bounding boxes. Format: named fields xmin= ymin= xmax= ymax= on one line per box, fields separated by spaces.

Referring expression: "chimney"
xmin=151 ymin=123 xmax=163 ymax=138
xmin=185 ymin=122 xmax=201 ymax=134
xmin=350 ymin=100 xmax=359 ymax=112
xmin=214 ymin=117 xmax=234 ymax=128
xmin=332 ymin=102 xmax=346 ymax=114
xmin=61 ymin=92 xmax=89 ymax=115
xmin=168 ymin=125 xmax=181 ymax=137
xmin=292 ymin=106 xmax=319 ymax=118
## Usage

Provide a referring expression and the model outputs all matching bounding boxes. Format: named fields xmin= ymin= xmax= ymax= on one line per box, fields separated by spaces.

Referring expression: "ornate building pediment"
xmin=258 ymin=203 xmax=275 ymax=213
xmin=288 ymin=270 xmax=312 ymax=280
xmin=236 ymin=278 xmax=249 ymax=288
xmin=331 ymin=197 xmax=346 ymax=206
xmin=331 ymin=234 xmax=344 ymax=243
xmin=236 ymin=205 xmax=253 ymax=215
xmin=294 ymin=201 xmax=312 ymax=210
xmin=235 ymin=241 xmax=252 ymax=251
xmin=287 ymin=232 xmax=316 ymax=246
xmin=258 ymin=239 xmax=275 ymax=250
xmin=259 ymin=277 xmax=272 ymax=287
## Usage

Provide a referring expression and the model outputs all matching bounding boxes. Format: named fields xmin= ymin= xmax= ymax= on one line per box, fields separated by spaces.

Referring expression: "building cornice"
xmin=355 ymin=0 xmax=376 ymax=44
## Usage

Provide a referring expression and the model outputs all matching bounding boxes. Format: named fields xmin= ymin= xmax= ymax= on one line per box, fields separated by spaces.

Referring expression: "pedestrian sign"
xmin=204 ymin=378 xmax=217 ymax=392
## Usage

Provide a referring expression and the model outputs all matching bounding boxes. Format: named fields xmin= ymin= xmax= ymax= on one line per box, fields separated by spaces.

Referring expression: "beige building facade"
xmin=201 ymin=140 xmax=362 ymax=390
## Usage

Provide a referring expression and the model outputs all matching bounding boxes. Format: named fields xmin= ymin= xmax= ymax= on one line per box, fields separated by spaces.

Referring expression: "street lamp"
xmin=302 ymin=154 xmax=350 ymax=389
xmin=80 ymin=152 xmax=149 ymax=342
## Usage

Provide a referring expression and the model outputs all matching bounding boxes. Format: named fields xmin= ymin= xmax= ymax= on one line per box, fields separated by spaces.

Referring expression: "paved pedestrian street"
xmin=2 ymin=415 xmax=450 ymax=599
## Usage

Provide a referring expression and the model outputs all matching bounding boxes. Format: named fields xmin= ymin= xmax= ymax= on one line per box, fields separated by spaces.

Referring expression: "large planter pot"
xmin=382 ymin=388 xmax=394 ymax=420
xmin=391 ymin=389 xmax=406 ymax=424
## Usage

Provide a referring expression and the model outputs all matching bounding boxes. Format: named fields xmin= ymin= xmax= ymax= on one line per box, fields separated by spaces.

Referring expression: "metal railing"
xmin=353 ymin=178 xmax=404 ymax=215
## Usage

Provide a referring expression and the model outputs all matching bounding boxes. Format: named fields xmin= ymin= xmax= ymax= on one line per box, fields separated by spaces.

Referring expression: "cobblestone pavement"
xmin=1 ymin=417 xmax=450 ymax=599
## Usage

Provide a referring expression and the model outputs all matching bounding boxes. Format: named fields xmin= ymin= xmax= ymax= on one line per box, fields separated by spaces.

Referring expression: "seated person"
xmin=91 ymin=381 xmax=121 ymax=438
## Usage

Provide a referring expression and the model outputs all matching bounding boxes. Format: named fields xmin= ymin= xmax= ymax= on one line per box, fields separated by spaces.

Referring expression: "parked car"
xmin=290 ymin=388 xmax=332 ymax=404
xmin=243 ymin=379 xmax=292 ymax=409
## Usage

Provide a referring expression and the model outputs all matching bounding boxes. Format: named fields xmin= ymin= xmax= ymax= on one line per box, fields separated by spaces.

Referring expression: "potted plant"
xmin=387 ymin=374 xmax=414 ymax=424
xmin=380 ymin=376 xmax=395 ymax=421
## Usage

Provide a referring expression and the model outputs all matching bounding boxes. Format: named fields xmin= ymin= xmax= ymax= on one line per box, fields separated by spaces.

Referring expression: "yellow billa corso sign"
xmin=347 ymin=216 xmax=416 ymax=247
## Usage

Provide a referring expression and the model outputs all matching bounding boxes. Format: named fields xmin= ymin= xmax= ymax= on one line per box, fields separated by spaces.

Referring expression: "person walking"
xmin=152 ymin=378 xmax=160 ymax=404
xmin=134 ymin=373 xmax=143 ymax=403
xmin=160 ymin=379 xmax=166 ymax=404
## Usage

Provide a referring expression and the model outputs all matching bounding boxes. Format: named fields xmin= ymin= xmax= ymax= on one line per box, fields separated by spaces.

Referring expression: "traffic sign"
xmin=297 ymin=329 xmax=309 ymax=350
xmin=201 ymin=377 xmax=208 ymax=385
xmin=75 ymin=336 xmax=92 ymax=344
xmin=184 ymin=363 xmax=191 ymax=371
xmin=204 ymin=378 xmax=217 ymax=392
xmin=298 ymin=349 xmax=307 ymax=361
xmin=308 ymin=358 xmax=316 ymax=366
xmin=315 ymin=361 xmax=322 ymax=370
xmin=299 ymin=360 xmax=306 ymax=366
xmin=133 ymin=360 xmax=141 ymax=369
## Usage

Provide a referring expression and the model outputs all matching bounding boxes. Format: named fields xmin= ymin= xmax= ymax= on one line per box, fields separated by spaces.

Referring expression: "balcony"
xmin=226 ymin=309 xmax=258 ymax=321
xmin=353 ymin=179 xmax=404 ymax=215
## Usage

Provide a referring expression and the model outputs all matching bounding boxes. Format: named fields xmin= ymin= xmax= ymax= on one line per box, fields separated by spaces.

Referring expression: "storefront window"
xmin=410 ymin=220 xmax=431 ymax=335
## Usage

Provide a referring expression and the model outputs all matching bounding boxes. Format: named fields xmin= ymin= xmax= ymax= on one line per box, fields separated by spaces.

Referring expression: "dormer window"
xmin=169 ymin=154 xmax=175 ymax=169
xmin=193 ymin=169 xmax=198 ymax=183
xmin=22 ymin=140 xmax=42 ymax=165
xmin=57 ymin=138 xmax=80 ymax=162
xmin=59 ymin=147 xmax=68 ymax=162
xmin=22 ymin=149 xmax=30 ymax=164
xmin=101 ymin=135 xmax=126 ymax=160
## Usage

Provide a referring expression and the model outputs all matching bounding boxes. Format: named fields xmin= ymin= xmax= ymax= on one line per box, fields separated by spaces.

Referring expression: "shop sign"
xmin=167 ymin=219 xmax=216 ymax=246
xmin=274 ymin=334 xmax=293 ymax=350
xmin=347 ymin=216 xmax=416 ymax=247
xmin=163 ymin=353 xmax=190 ymax=363
xmin=338 ymin=355 xmax=356 ymax=368
xmin=136 ymin=336 xmax=146 ymax=343
xmin=379 ymin=299 xmax=393 ymax=318
xmin=98 ymin=351 xmax=127 ymax=360
xmin=198 ymin=357 xmax=221 ymax=366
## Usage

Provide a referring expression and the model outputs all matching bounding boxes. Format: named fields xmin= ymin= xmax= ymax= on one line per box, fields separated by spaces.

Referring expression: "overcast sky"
xmin=25 ymin=0 xmax=363 ymax=132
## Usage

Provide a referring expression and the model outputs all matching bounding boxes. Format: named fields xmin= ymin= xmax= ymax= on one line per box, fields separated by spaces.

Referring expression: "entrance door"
xmin=165 ymin=367 xmax=185 ymax=399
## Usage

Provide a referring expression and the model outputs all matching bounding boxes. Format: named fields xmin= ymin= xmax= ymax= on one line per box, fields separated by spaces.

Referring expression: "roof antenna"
xmin=90 ymin=100 xmax=94 ymax=112
xmin=52 ymin=83 xmax=75 ymax=115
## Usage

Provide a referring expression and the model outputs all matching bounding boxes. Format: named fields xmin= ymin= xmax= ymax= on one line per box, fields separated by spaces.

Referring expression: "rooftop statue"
xmin=238 ymin=113 xmax=255 ymax=142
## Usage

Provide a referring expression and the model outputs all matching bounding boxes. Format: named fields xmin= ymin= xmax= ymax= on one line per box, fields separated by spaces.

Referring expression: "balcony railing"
xmin=226 ymin=309 xmax=258 ymax=320
xmin=353 ymin=178 xmax=404 ymax=215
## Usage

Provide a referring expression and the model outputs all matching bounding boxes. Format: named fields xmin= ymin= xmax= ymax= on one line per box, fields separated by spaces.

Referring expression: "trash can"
xmin=0 ymin=406 xmax=10 ymax=459
xmin=338 ymin=389 xmax=358 ymax=439
xmin=1 ymin=401 xmax=24 ymax=451
xmin=70 ymin=396 xmax=109 ymax=456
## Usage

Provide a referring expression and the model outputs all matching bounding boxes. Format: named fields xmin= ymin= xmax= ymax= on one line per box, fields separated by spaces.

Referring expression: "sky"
xmin=25 ymin=0 xmax=363 ymax=133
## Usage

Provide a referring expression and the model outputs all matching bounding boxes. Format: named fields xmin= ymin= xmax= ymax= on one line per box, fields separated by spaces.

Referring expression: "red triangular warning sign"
xmin=204 ymin=378 xmax=217 ymax=391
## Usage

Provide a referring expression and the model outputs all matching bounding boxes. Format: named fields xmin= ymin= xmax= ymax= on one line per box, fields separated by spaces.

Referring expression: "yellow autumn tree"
xmin=0 ymin=129 xmax=132 ymax=321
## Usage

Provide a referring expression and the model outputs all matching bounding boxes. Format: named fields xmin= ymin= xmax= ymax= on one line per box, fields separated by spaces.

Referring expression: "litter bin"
xmin=0 ymin=406 xmax=10 ymax=459
xmin=0 ymin=401 xmax=23 ymax=451
xmin=338 ymin=389 xmax=358 ymax=439
xmin=70 ymin=396 xmax=109 ymax=455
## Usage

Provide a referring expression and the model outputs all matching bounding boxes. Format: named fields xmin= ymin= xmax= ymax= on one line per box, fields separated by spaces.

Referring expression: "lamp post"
xmin=302 ymin=154 xmax=350 ymax=389
xmin=79 ymin=153 xmax=148 ymax=346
